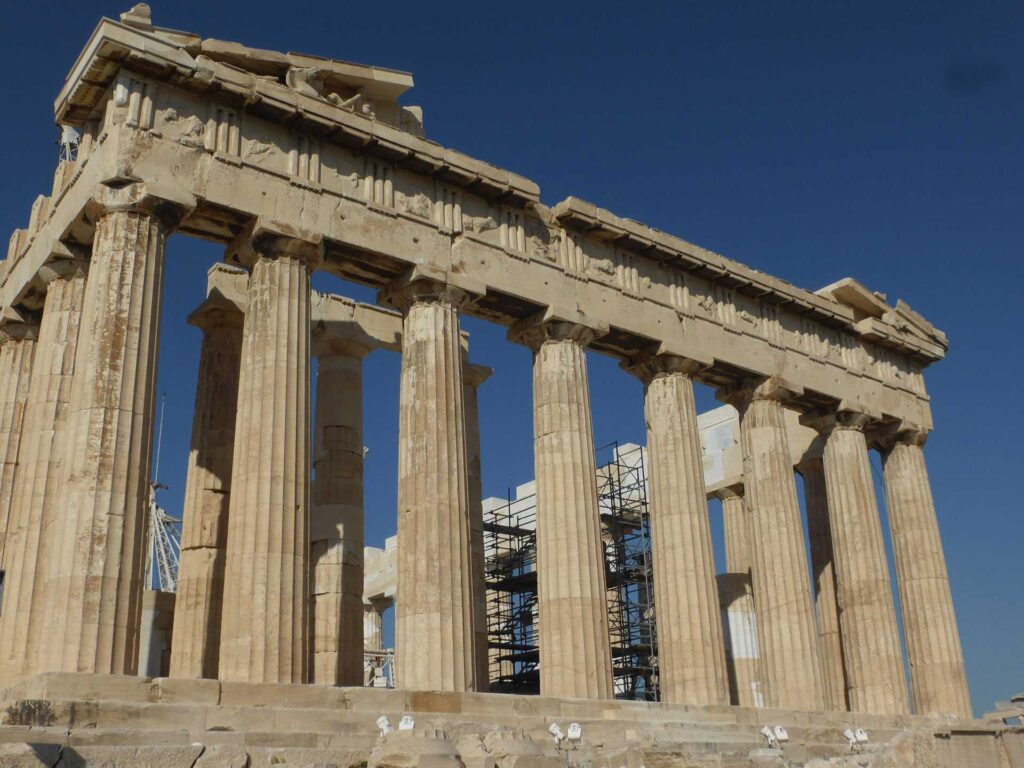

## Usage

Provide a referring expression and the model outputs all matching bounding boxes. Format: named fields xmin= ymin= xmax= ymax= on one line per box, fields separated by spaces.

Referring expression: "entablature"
xmin=2 ymin=9 xmax=947 ymax=431
xmin=552 ymin=198 xmax=947 ymax=364
xmin=55 ymin=18 xmax=539 ymax=207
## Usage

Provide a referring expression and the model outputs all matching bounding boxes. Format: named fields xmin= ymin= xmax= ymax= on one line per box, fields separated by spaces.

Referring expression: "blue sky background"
xmin=1 ymin=1 xmax=1020 ymax=714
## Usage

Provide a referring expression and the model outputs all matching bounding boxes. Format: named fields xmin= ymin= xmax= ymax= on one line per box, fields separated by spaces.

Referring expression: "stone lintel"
xmin=88 ymin=178 xmax=197 ymax=229
xmin=365 ymin=595 xmax=393 ymax=612
xmin=507 ymin=305 xmax=608 ymax=351
xmin=206 ymin=263 xmax=248 ymax=301
xmin=226 ymin=217 xmax=324 ymax=270
xmin=313 ymin=293 xmax=402 ymax=354
xmin=197 ymin=263 xmax=409 ymax=355
xmin=378 ymin=264 xmax=484 ymax=312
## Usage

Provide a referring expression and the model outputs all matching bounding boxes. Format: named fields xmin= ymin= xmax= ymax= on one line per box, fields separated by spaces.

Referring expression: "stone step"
xmin=0 ymin=695 xmax=910 ymax=758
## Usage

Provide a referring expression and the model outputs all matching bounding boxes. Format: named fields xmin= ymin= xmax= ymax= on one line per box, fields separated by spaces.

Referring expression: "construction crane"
xmin=146 ymin=393 xmax=181 ymax=592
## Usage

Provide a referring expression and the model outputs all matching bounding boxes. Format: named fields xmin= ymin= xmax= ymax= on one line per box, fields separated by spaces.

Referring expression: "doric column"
xmin=218 ymin=222 xmax=320 ymax=684
xmin=463 ymin=360 xmax=493 ymax=692
xmin=720 ymin=377 xmax=823 ymax=710
xmin=627 ymin=353 xmax=728 ymax=705
xmin=797 ymin=455 xmax=848 ymax=712
xmin=715 ymin=484 xmax=764 ymax=708
xmin=310 ymin=335 xmax=370 ymax=687
xmin=383 ymin=272 xmax=478 ymax=692
xmin=716 ymin=573 xmax=762 ymax=708
xmin=169 ymin=284 xmax=244 ymax=680
xmin=805 ymin=410 xmax=908 ymax=714
xmin=0 ymin=310 xmax=38 ymax=571
xmin=0 ymin=261 xmax=85 ymax=681
xmin=719 ymin=483 xmax=752 ymax=577
xmin=508 ymin=311 xmax=613 ymax=700
xmin=877 ymin=427 xmax=971 ymax=718
xmin=364 ymin=600 xmax=386 ymax=652
xmin=40 ymin=184 xmax=193 ymax=675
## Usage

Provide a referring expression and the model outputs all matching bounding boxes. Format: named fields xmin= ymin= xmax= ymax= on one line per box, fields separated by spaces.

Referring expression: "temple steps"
xmin=0 ymin=673 xmax=984 ymax=767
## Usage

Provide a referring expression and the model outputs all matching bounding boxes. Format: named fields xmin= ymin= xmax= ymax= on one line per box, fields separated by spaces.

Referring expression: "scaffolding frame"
xmin=597 ymin=442 xmax=659 ymax=701
xmin=483 ymin=441 xmax=660 ymax=700
xmin=484 ymin=487 xmax=539 ymax=693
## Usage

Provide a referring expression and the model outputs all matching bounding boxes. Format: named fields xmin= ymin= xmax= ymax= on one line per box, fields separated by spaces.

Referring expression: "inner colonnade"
xmin=0 ymin=5 xmax=971 ymax=727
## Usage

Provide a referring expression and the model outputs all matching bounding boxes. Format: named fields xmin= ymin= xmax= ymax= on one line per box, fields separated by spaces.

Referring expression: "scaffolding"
xmin=146 ymin=393 xmax=181 ymax=593
xmin=483 ymin=441 xmax=659 ymax=700
xmin=364 ymin=648 xmax=395 ymax=688
xmin=483 ymin=487 xmax=539 ymax=693
xmin=597 ymin=442 xmax=658 ymax=701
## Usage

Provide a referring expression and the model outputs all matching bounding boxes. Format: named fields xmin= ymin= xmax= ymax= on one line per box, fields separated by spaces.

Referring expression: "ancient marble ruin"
xmin=0 ymin=5 xmax=1019 ymax=766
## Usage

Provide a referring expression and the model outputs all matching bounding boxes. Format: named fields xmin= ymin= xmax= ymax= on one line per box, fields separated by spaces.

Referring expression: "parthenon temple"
xmin=0 ymin=6 xmax=1019 ymax=767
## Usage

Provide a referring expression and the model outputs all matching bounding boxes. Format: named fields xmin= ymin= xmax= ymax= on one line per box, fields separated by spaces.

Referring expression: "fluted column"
xmin=627 ymin=353 xmax=728 ymax=705
xmin=169 ymin=291 xmax=244 ymax=679
xmin=798 ymin=456 xmax=848 ymax=712
xmin=719 ymin=484 xmax=752 ymax=577
xmin=310 ymin=337 xmax=369 ymax=687
xmin=40 ymin=187 xmax=191 ymax=675
xmin=720 ymin=377 xmax=823 ymax=710
xmin=364 ymin=600 xmax=385 ymax=652
xmin=0 ymin=262 xmax=85 ymax=680
xmin=218 ymin=225 xmax=320 ymax=684
xmin=385 ymin=274 xmax=477 ymax=692
xmin=716 ymin=573 xmax=762 ymax=708
xmin=807 ymin=411 xmax=908 ymax=714
xmin=0 ymin=313 xmax=38 ymax=572
xmin=509 ymin=312 xmax=613 ymax=700
xmin=879 ymin=427 xmax=971 ymax=718
xmin=463 ymin=360 xmax=493 ymax=692
xmin=715 ymin=484 xmax=764 ymax=708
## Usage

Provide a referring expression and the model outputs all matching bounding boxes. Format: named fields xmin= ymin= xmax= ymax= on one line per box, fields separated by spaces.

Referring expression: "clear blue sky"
xmin=1 ymin=1 xmax=1020 ymax=715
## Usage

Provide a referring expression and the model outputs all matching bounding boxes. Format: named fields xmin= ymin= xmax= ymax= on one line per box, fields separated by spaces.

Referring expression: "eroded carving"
xmin=176 ymin=116 xmax=205 ymax=148
xmin=464 ymin=215 xmax=497 ymax=233
xmin=397 ymin=192 xmax=432 ymax=220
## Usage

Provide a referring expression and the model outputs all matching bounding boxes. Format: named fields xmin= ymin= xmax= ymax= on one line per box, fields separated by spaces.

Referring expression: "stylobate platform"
xmin=0 ymin=674 xmax=1019 ymax=767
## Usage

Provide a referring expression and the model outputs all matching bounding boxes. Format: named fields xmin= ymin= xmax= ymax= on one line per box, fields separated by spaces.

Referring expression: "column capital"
xmin=37 ymin=256 xmax=88 ymax=286
xmin=801 ymin=404 xmax=879 ymax=436
xmin=379 ymin=265 xmax=483 ymax=313
xmin=88 ymin=178 xmax=197 ymax=229
xmin=311 ymin=329 xmax=373 ymax=360
xmin=871 ymin=421 xmax=930 ymax=452
xmin=794 ymin=454 xmax=824 ymax=478
xmin=187 ymin=295 xmax=245 ymax=331
xmin=226 ymin=217 xmax=324 ymax=271
xmin=710 ymin=481 xmax=745 ymax=501
xmin=622 ymin=348 xmax=711 ymax=384
xmin=34 ymin=237 xmax=88 ymax=288
xmin=463 ymin=361 xmax=493 ymax=390
xmin=716 ymin=375 xmax=804 ymax=409
xmin=507 ymin=306 xmax=608 ymax=352
xmin=0 ymin=306 xmax=40 ymax=341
